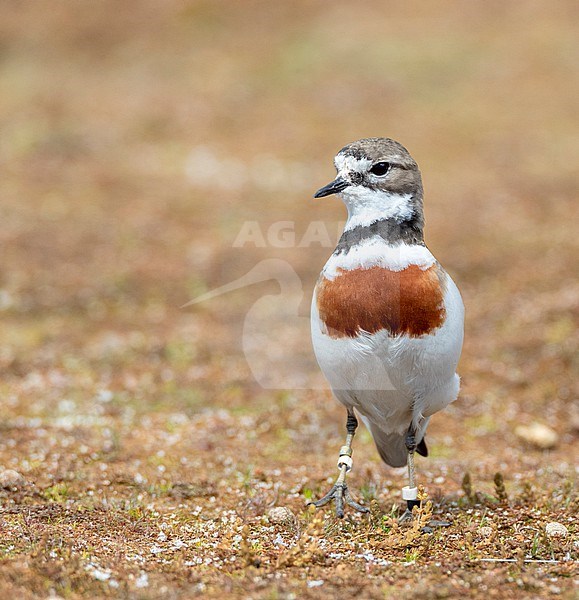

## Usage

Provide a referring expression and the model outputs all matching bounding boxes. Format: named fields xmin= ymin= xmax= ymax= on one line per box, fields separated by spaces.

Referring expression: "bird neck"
xmin=336 ymin=191 xmax=425 ymax=252
xmin=335 ymin=218 xmax=424 ymax=255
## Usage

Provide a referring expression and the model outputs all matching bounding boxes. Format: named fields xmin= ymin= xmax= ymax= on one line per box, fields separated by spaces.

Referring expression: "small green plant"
xmin=529 ymin=532 xmax=541 ymax=558
xmin=239 ymin=525 xmax=261 ymax=568
xmin=360 ymin=482 xmax=378 ymax=503
xmin=462 ymin=472 xmax=475 ymax=502
xmin=42 ymin=483 xmax=70 ymax=503
xmin=127 ymin=506 xmax=145 ymax=520
xmin=518 ymin=481 xmax=535 ymax=505
xmin=494 ymin=472 xmax=509 ymax=504
xmin=404 ymin=549 xmax=420 ymax=563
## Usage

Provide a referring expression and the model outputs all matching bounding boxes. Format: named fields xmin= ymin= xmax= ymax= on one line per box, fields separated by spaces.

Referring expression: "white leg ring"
xmin=337 ymin=455 xmax=353 ymax=472
xmin=402 ymin=486 xmax=418 ymax=501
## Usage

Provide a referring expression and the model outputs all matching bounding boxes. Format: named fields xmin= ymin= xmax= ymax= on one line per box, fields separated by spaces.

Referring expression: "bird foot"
xmin=397 ymin=508 xmax=414 ymax=524
xmin=398 ymin=508 xmax=451 ymax=531
xmin=308 ymin=482 xmax=369 ymax=519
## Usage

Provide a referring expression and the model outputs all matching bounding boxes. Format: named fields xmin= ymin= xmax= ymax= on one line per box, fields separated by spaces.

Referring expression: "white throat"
xmin=341 ymin=187 xmax=414 ymax=231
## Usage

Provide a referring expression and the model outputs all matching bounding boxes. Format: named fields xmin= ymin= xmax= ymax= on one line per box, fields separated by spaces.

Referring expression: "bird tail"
xmin=367 ymin=424 xmax=428 ymax=468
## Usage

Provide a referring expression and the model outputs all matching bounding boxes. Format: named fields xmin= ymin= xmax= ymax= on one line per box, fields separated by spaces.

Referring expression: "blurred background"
xmin=0 ymin=1 xmax=577 ymax=595
xmin=0 ymin=0 xmax=577 ymax=539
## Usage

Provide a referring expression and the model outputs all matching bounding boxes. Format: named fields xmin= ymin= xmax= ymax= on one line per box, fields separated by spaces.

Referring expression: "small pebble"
xmin=545 ymin=522 xmax=568 ymax=539
xmin=266 ymin=506 xmax=296 ymax=525
xmin=514 ymin=422 xmax=558 ymax=449
xmin=0 ymin=469 xmax=25 ymax=488
xmin=479 ymin=526 xmax=493 ymax=538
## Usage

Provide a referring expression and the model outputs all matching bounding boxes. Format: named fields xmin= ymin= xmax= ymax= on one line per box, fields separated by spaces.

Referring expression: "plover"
xmin=309 ymin=138 xmax=464 ymax=519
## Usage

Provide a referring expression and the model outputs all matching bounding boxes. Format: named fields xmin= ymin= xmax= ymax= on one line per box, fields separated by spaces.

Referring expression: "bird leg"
xmin=398 ymin=427 xmax=420 ymax=523
xmin=398 ymin=426 xmax=451 ymax=529
xmin=309 ymin=410 xmax=369 ymax=518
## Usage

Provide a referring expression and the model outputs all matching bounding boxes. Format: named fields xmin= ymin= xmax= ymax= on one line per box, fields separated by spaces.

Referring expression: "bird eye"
xmin=370 ymin=162 xmax=390 ymax=176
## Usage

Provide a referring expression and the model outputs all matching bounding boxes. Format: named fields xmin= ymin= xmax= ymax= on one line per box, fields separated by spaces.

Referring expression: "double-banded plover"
xmin=310 ymin=138 xmax=464 ymax=519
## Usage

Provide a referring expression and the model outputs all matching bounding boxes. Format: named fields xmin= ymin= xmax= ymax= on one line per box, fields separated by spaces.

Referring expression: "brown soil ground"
xmin=0 ymin=2 xmax=577 ymax=598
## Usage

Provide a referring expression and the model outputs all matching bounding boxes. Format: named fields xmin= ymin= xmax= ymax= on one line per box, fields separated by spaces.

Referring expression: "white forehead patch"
xmin=334 ymin=153 xmax=372 ymax=175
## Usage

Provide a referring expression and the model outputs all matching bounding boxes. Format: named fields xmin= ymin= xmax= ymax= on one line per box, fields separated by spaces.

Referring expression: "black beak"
xmin=314 ymin=177 xmax=349 ymax=198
